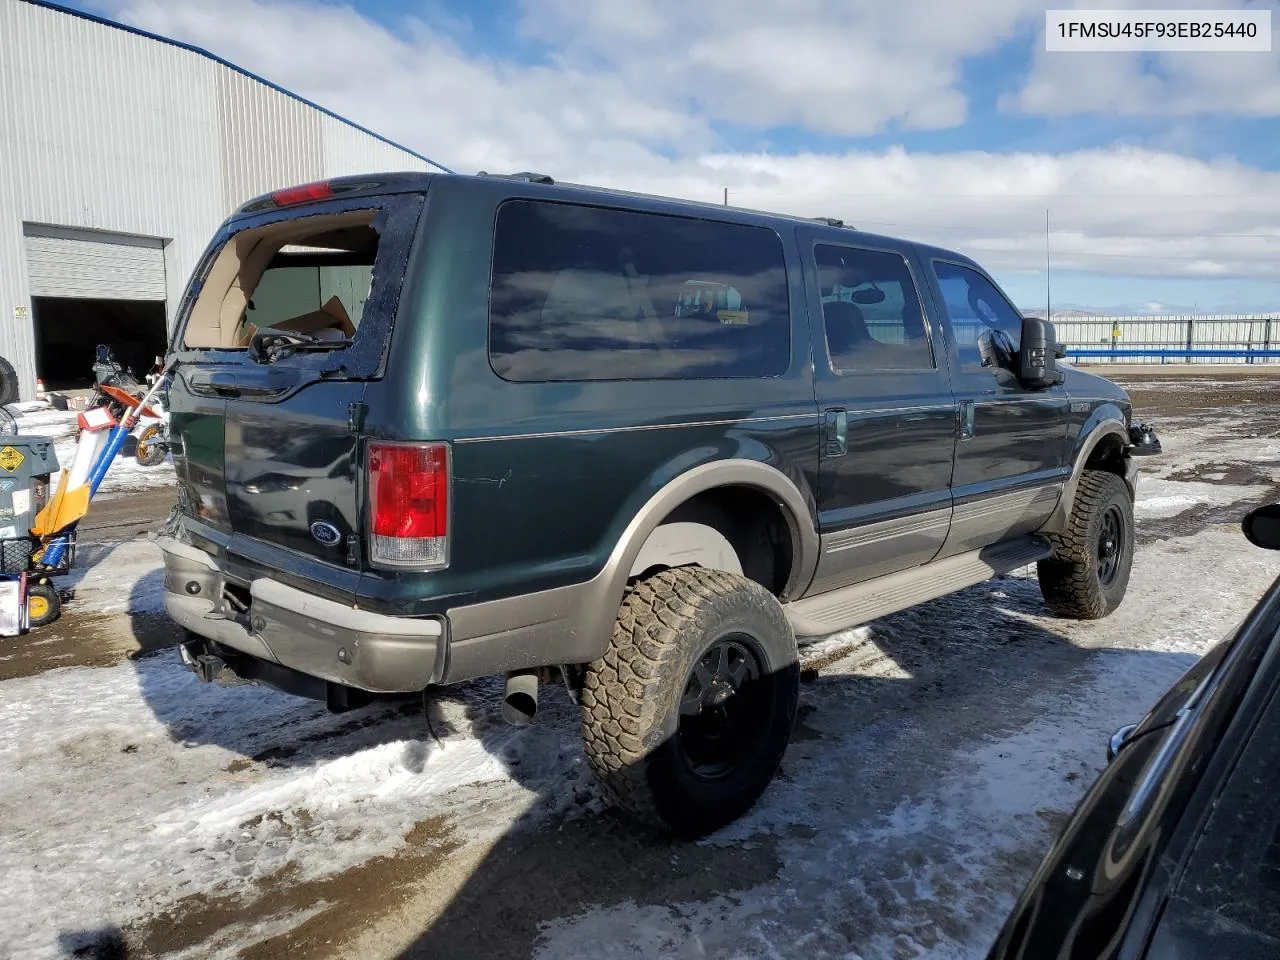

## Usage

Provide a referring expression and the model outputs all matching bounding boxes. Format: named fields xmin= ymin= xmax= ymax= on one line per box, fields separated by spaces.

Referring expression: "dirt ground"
xmin=10 ymin=369 xmax=1280 ymax=960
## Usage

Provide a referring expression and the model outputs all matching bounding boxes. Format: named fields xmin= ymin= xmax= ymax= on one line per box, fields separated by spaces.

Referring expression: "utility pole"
xmin=723 ymin=187 xmax=728 ymax=207
xmin=1045 ymin=208 xmax=1051 ymax=321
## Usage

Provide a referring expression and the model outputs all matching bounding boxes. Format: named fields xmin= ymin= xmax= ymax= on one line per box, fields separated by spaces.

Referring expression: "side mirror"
xmin=1243 ymin=504 xmax=1280 ymax=551
xmin=1018 ymin=316 xmax=1065 ymax=389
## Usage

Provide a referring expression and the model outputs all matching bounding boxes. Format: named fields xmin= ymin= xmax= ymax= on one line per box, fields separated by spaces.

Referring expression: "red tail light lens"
xmin=271 ymin=181 xmax=333 ymax=207
xmin=367 ymin=442 xmax=449 ymax=568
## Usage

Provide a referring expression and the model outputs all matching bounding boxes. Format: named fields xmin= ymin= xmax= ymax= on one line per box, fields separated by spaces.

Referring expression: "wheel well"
xmin=641 ymin=485 xmax=796 ymax=597
xmin=1085 ymin=432 xmax=1128 ymax=479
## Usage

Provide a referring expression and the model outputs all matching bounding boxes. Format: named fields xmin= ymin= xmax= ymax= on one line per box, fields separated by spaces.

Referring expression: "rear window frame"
xmin=169 ymin=192 xmax=425 ymax=381
xmin=485 ymin=197 xmax=793 ymax=383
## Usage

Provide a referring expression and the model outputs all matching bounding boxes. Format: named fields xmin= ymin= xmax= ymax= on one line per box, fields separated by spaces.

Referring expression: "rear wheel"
xmin=1038 ymin=469 xmax=1134 ymax=619
xmin=580 ymin=567 xmax=799 ymax=838
xmin=26 ymin=582 xmax=61 ymax=628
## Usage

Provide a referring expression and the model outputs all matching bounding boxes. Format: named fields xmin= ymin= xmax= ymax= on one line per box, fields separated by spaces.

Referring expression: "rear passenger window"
xmin=931 ymin=260 xmax=1024 ymax=371
xmin=814 ymin=245 xmax=934 ymax=372
xmin=488 ymin=201 xmax=790 ymax=381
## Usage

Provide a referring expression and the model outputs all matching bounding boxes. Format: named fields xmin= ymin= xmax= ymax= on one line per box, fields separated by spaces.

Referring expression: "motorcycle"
xmin=87 ymin=346 xmax=170 ymax=467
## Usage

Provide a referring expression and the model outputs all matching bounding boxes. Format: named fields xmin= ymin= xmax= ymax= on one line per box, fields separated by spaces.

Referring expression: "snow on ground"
xmin=1135 ymin=476 xmax=1264 ymax=519
xmin=3 ymin=396 xmax=1280 ymax=958
xmin=63 ymin=537 xmax=165 ymax=615
xmin=0 ymin=660 xmax=575 ymax=959
xmin=10 ymin=403 xmax=175 ymax=496
xmin=534 ymin=523 xmax=1278 ymax=958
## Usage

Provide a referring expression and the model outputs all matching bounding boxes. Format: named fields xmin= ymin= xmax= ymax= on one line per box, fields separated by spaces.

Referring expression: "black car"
xmin=989 ymin=504 xmax=1280 ymax=958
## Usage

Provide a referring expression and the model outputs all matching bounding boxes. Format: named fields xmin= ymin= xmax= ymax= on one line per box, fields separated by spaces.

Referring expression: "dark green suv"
xmin=161 ymin=171 xmax=1144 ymax=837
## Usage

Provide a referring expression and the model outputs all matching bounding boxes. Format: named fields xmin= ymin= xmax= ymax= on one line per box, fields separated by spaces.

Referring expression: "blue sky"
xmin=73 ymin=0 xmax=1280 ymax=314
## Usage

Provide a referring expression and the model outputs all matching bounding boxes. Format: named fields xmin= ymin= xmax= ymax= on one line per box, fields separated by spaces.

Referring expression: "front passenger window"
xmin=932 ymin=260 xmax=1024 ymax=372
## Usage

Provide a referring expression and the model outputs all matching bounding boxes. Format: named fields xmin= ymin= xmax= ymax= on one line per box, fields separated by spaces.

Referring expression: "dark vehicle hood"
xmin=987 ymin=582 xmax=1280 ymax=960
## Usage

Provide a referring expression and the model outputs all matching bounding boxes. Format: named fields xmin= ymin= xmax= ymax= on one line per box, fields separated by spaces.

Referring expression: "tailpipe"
xmin=502 ymin=669 xmax=540 ymax=726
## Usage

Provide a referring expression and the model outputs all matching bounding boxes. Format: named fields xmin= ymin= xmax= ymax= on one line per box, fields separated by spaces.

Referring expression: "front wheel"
xmin=580 ymin=567 xmax=799 ymax=838
xmin=26 ymin=582 xmax=61 ymax=628
xmin=1038 ymin=469 xmax=1135 ymax=619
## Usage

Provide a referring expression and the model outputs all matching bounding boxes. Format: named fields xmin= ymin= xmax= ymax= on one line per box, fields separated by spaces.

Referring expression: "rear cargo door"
xmin=168 ymin=188 xmax=424 ymax=597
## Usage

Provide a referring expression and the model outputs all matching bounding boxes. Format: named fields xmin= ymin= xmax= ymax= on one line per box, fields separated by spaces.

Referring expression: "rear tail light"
xmin=367 ymin=441 xmax=449 ymax=568
xmin=271 ymin=181 xmax=333 ymax=207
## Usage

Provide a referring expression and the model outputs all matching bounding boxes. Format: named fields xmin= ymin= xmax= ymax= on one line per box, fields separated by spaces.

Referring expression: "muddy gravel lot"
xmin=5 ymin=370 xmax=1280 ymax=960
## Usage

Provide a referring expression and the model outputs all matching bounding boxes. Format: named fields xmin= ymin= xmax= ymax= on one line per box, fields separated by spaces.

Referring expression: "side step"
xmin=783 ymin=536 xmax=1051 ymax=638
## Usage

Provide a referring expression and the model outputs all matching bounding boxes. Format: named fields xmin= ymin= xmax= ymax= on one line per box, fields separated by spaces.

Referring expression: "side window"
xmin=931 ymin=260 xmax=1023 ymax=371
xmin=814 ymin=244 xmax=934 ymax=372
xmin=488 ymin=201 xmax=790 ymax=381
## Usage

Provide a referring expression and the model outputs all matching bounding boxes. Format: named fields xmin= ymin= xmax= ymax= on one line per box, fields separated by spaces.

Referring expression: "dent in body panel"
xmin=168 ymin=378 xmax=230 ymax=528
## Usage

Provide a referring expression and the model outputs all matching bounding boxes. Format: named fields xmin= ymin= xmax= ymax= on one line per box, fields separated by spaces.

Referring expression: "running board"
xmin=784 ymin=537 xmax=1051 ymax=638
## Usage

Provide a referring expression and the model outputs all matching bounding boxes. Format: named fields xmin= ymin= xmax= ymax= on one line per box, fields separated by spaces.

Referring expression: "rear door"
xmin=799 ymin=232 xmax=957 ymax=595
xmin=168 ymin=186 xmax=425 ymax=602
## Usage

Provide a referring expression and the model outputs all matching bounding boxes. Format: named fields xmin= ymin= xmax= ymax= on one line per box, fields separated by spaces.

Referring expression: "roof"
xmin=233 ymin=171 xmax=975 ymax=264
xmin=22 ymin=0 xmax=452 ymax=174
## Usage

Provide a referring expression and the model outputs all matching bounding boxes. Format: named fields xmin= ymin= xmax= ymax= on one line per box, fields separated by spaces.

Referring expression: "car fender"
xmin=1040 ymin=403 xmax=1131 ymax=535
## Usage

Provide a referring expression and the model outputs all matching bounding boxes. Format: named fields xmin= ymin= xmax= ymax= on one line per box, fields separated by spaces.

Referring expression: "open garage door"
xmin=23 ymin=226 xmax=166 ymax=301
xmin=32 ymin=299 xmax=167 ymax=391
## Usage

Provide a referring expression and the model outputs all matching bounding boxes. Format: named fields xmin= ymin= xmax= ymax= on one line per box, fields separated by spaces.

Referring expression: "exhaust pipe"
xmin=502 ymin=669 xmax=540 ymax=726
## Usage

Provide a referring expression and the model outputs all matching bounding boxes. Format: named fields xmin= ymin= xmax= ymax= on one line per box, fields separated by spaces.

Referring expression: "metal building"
xmin=0 ymin=0 xmax=445 ymax=398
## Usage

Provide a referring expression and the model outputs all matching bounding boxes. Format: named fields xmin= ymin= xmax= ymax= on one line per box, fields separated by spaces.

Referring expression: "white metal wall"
xmin=0 ymin=0 xmax=438 ymax=398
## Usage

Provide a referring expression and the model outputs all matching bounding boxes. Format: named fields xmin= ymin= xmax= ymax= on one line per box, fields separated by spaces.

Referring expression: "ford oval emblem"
xmin=310 ymin=521 xmax=343 ymax=546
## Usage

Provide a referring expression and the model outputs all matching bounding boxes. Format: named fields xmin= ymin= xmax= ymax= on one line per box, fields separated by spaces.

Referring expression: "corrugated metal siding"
xmin=0 ymin=0 xmax=434 ymax=399
xmin=24 ymin=234 xmax=166 ymax=300
xmin=217 ymin=69 xmax=325 ymax=212
xmin=321 ymin=116 xmax=426 ymax=180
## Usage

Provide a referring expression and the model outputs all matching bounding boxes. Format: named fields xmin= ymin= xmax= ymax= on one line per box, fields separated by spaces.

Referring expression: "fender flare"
xmin=1041 ymin=410 xmax=1130 ymax=534
xmin=606 ymin=458 xmax=818 ymax=598
xmin=573 ymin=459 xmax=818 ymax=655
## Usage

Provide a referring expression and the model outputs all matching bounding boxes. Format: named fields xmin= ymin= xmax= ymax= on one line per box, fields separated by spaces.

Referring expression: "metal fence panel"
xmin=1053 ymin=314 xmax=1280 ymax=364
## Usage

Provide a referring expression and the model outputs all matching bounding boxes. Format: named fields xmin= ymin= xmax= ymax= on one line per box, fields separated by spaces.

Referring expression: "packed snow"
xmin=10 ymin=403 xmax=175 ymax=496
xmin=2 ymin=392 xmax=1280 ymax=958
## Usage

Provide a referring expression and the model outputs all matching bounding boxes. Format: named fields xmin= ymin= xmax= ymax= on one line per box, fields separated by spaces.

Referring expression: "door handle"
xmin=957 ymin=401 xmax=975 ymax=441
xmin=823 ymin=408 xmax=848 ymax=457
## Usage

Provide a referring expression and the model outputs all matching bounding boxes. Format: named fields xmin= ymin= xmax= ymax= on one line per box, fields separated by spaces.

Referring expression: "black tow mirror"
xmin=1018 ymin=316 xmax=1065 ymax=389
xmin=1243 ymin=505 xmax=1280 ymax=551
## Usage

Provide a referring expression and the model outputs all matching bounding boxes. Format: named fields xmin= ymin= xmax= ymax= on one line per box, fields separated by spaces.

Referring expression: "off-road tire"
xmin=1038 ymin=469 xmax=1134 ymax=619
xmin=0 ymin=356 xmax=19 ymax=407
xmin=580 ymin=567 xmax=799 ymax=838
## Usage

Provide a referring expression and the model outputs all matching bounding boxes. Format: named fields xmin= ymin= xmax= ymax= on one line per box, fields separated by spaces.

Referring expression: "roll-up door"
xmin=23 ymin=227 xmax=166 ymax=300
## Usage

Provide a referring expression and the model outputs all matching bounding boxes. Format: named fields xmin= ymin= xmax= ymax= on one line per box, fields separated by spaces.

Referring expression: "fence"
xmin=1054 ymin=314 xmax=1280 ymax=365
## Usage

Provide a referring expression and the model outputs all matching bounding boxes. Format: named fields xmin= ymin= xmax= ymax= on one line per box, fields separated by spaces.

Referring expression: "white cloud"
xmin=520 ymin=0 xmax=1044 ymax=135
xmin=100 ymin=0 xmax=1280 ymax=290
xmin=1004 ymin=0 xmax=1280 ymax=117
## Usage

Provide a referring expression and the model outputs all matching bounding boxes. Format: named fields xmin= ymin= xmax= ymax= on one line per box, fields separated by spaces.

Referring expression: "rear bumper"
xmin=159 ymin=536 xmax=445 ymax=693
